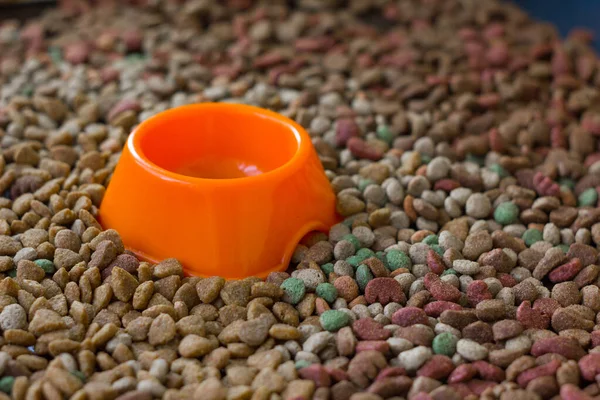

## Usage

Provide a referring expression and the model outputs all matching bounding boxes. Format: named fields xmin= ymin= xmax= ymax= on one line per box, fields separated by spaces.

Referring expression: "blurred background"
xmin=0 ymin=0 xmax=599 ymax=51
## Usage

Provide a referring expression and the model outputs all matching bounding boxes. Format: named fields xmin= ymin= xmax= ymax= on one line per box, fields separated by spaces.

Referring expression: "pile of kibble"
xmin=1 ymin=0 xmax=600 ymax=399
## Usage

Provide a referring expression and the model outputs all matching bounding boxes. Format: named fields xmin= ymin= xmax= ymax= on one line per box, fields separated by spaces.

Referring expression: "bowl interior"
xmin=137 ymin=105 xmax=301 ymax=180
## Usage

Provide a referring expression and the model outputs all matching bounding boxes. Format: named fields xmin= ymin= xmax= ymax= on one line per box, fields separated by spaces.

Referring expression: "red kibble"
xmin=448 ymin=363 xmax=478 ymax=384
xmin=335 ymin=118 xmax=359 ymax=147
xmin=356 ymin=340 xmax=390 ymax=354
xmin=298 ymin=364 xmax=331 ymax=388
xmin=516 ymin=359 xmax=561 ymax=387
xmin=551 ymin=46 xmax=572 ymax=76
xmin=578 ymin=354 xmax=600 ymax=381
xmin=426 ymin=250 xmax=446 ymax=275
xmin=424 ymin=301 xmax=462 ymax=317
xmin=347 ymin=137 xmax=384 ymax=161
xmin=433 ymin=179 xmax=460 ymax=192
xmin=364 ymin=278 xmax=406 ymax=306
xmin=324 ymin=367 xmax=349 ymax=383
xmin=472 ymin=361 xmax=505 ymax=382
xmin=531 ymin=337 xmax=586 ymax=360
xmin=391 ymin=307 xmax=429 ymax=327
xmin=417 ymin=355 xmax=455 ymax=380
xmin=375 ymin=367 xmax=407 ymax=382
xmin=532 ymin=171 xmax=560 ymax=197
xmin=449 ymin=383 xmax=473 ymax=398
xmin=560 ymin=384 xmax=595 ymax=400
xmin=551 ymin=126 xmax=567 ymax=149
xmin=532 ymin=298 xmax=561 ymax=318
xmin=548 ymin=258 xmax=582 ymax=283
xmin=496 ymin=273 xmax=517 ymax=287
xmin=466 ymin=280 xmax=492 ymax=306
xmin=591 ymin=331 xmax=600 ymax=348
xmin=429 ymin=280 xmax=462 ymax=303
xmin=582 ymin=113 xmax=600 ymax=136
xmin=411 ymin=393 xmax=433 ymax=400
xmin=467 ymin=380 xmax=498 ymax=396
xmin=517 ymin=301 xmax=550 ymax=330
xmin=489 ymin=128 xmax=504 ymax=152
xmin=352 ymin=318 xmax=391 ymax=341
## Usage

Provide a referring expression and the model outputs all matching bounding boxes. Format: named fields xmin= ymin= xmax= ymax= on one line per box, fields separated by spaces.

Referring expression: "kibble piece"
xmin=280 ymin=278 xmax=306 ymax=305
xmin=148 ymin=314 xmax=176 ymax=346
xmin=494 ymin=202 xmax=520 ymax=225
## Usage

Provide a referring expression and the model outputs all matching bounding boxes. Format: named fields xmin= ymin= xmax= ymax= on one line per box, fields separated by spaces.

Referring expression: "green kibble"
xmin=280 ymin=278 xmax=306 ymax=305
xmin=319 ymin=310 xmax=351 ymax=331
xmin=21 ymin=85 xmax=33 ymax=97
xmin=316 ymin=283 xmax=338 ymax=304
xmin=522 ymin=229 xmax=543 ymax=247
xmin=321 ymin=263 xmax=334 ymax=276
xmin=49 ymin=47 xmax=62 ymax=64
xmin=432 ymin=332 xmax=458 ymax=356
xmin=71 ymin=370 xmax=86 ymax=382
xmin=422 ymin=235 xmax=438 ymax=246
xmin=376 ymin=125 xmax=394 ymax=143
xmin=295 ymin=360 xmax=312 ymax=370
xmin=489 ymin=163 xmax=509 ymax=178
xmin=34 ymin=259 xmax=55 ymax=274
xmin=556 ymin=244 xmax=570 ymax=253
xmin=420 ymin=154 xmax=432 ymax=164
xmin=465 ymin=153 xmax=484 ymax=166
xmin=358 ymin=179 xmax=376 ymax=191
xmin=7 ymin=269 xmax=16 ymax=278
xmin=578 ymin=188 xmax=598 ymax=207
xmin=356 ymin=248 xmax=375 ymax=259
xmin=346 ymin=255 xmax=365 ymax=268
xmin=385 ymin=250 xmax=412 ymax=271
xmin=558 ymin=177 xmax=575 ymax=190
xmin=430 ymin=244 xmax=444 ymax=256
xmin=494 ymin=202 xmax=520 ymax=225
xmin=0 ymin=376 xmax=14 ymax=394
xmin=441 ymin=268 xmax=457 ymax=276
xmin=356 ymin=264 xmax=373 ymax=291
xmin=376 ymin=251 xmax=389 ymax=269
xmin=341 ymin=234 xmax=361 ymax=251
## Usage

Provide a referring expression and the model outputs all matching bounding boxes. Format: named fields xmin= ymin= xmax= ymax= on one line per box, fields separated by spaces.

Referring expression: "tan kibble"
xmin=176 ymin=315 xmax=206 ymax=337
xmin=179 ymin=334 xmax=216 ymax=358
xmin=282 ymin=380 xmax=316 ymax=400
xmin=92 ymin=283 xmax=113 ymax=310
xmin=16 ymin=354 xmax=48 ymax=370
xmin=4 ymin=329 xmax=36 ymax=346
xmin=110 ymin=267 xmax=139 ymax=302
xmin=42 ymin=381 xmax=63 ymax=400
xmin=46 ymin=367 xmax=84 ymax=396
xmin=28 ymin=309 xmax=66 ymax=336
xmin=148 ymin=313 xmax=176 ymax=346
xmin=269 ymin=324 xmax=301 ymax=340
xmin=48 ymin=339 xmax=81 ymax=356
xmin=91 ymin=323 xmax=118 ymax=348
xmin=127 ymin=316 xmax=153 ymax=342
xmin=132 ymin=281 xmax=154 ymax=310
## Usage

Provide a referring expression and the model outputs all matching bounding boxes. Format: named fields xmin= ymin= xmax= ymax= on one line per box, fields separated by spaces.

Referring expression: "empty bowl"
xmin=98 ymin=103 xmax=338 ymax=279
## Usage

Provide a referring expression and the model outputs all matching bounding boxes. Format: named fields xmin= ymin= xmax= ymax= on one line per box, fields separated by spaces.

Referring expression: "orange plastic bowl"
xmin=98 ymin=103 xmax=338 ymax=279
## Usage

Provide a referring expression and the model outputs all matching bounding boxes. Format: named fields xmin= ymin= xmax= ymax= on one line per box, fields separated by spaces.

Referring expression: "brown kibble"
xmin=154 ymin=258 xmax=183 ymax=278
xmin=197 ymin=277 xmax=225 ymax=303
xmin=133 ymin=281 xmax=154 ymax=310
xmin=110 ymin=267 xmax=139 ymax=302
xmin=334 ymin=276 xmax=359 ymax=302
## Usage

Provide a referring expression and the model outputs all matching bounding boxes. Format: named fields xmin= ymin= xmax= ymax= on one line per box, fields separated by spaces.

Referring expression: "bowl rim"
xmin=127 ymin=102 xmax=312 ymax=186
